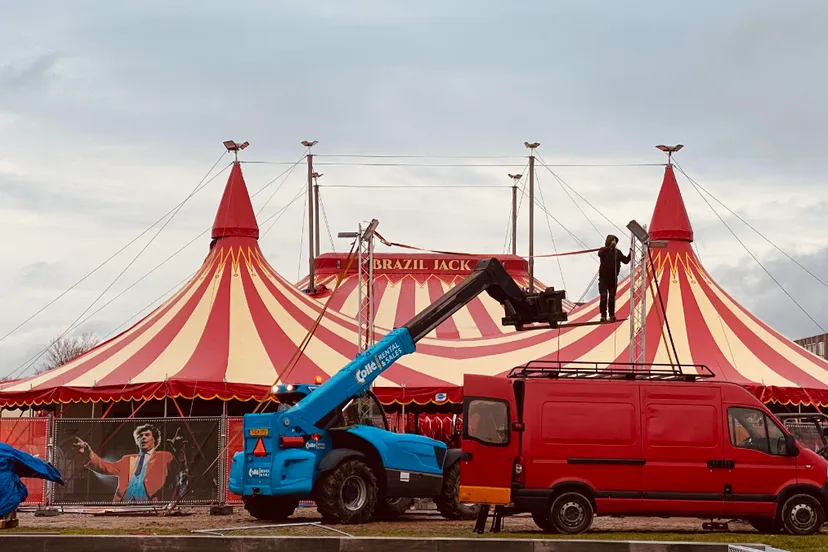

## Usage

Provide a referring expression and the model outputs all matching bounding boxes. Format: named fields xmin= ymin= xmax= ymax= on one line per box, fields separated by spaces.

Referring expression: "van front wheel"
xmin=531 ymin=510 xmax=558 ymax=533
xmin=780 ymin=494 xmax=824 ymax=535
xmin=550 ymin=492 xmax=593 ymax=534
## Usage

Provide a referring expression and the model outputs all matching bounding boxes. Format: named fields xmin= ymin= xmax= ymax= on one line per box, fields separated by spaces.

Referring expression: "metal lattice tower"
xmin=628 ymin=225 xmax=649 ymax=368
xmin=356 ymin=219 xmax=379 ymax=354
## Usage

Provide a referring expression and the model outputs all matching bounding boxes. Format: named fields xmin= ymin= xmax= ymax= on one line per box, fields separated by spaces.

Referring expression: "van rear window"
xmin=466 ymin=399 xmax=509 ymax=446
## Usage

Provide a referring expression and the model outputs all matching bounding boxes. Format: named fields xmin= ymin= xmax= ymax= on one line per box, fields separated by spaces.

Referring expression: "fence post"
xmin=210 ymin=408 xmax=233 ymax=515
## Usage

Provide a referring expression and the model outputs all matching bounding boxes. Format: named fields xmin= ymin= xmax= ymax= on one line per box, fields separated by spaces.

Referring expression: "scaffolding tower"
xmin=628 ymin=225 xmax=648 ymax=368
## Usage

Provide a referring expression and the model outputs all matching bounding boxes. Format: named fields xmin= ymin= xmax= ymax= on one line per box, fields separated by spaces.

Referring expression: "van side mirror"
xmin=784 ymin=434 xmax=800 ymax=457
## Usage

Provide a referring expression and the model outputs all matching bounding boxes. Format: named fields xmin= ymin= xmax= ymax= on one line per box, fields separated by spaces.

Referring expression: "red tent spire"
xmin=648 ymin=164 xmax=693 ymax=242
xmin=212 ymin=162 xmax=259 ymax=240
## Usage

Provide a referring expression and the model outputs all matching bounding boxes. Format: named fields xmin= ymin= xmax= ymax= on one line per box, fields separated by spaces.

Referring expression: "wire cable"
xmin=253 ymin=152 xmax=307 ymax=216
xmin=674 ymin=162 xmax=826 ymax=334
xmin=0 ymin=153 xmax=229 ymax=348
xmin=535 ymin=172 xmax=567 ymax=290
xmin=535 ymin=152 xmax=629 ymax=237
xmin=8 ymin=163 xmax=232 ymax=378
xmin=246 ymin=159 xmax=662 ymax=168
xmin=4 ymin=158 xmax=233 ymax=380
xmin=674 ymin=162 xmax=828 ymax=291
xmin=319 ymin=195 xmax=337 ymax=253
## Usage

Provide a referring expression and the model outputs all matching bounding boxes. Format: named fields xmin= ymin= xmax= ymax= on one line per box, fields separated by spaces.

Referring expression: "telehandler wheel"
xmin=316 ymin=459 xmax=378 ymax=524
xmin=373 ymin=497 xmax=414 ymax=521
xmin=242 ymin=495 xmax=299 ymax=521
xmin=549 ymin=491 xmax=594 ymax=535
xmin=435 ymin=461 xmax=480 ymax=520
xmin=780 ymin=493 xmax=825 ymax=535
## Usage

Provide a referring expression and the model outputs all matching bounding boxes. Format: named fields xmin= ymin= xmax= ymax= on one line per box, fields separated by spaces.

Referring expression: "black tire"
xmin=780 ymin=493 xmax=825 ymax=535
xmin=242 ymin=495 xmax=299 ymax=521
xmin=373 ymin=497 xmax=414 ymax=521
xmin=532 ymin=510 xmax=558 ymax=533
xmin=747 ymin=516 xmax=784 ymax=534
xmin=315 ymin=460 xmax=378 ymax=524
xmin=549 ymin=492 xmax=594 ymax=535
xmin=435 ymin=461 xmax=480 ymax=520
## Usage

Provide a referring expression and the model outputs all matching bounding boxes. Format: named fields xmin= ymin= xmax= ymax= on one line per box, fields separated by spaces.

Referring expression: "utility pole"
xmin=524 ymin=142 xmax=540 ymax=291
xmin=312 ymin=172 xmax=323 ymax=258
xmin=508 ymin=173 xmax=522 ymax=255
xmin=301 ymin=140 xmax=318 ymax=293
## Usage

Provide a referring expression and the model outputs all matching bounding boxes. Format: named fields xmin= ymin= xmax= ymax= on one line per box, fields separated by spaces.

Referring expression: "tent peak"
xmin=212 ymin=161 xmax=259 ymax=240
xmin=648 ymin=164 xmax=693 ymax=242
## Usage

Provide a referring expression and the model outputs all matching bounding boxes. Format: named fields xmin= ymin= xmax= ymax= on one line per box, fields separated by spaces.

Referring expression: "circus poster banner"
xmin=0 ymin=417 xmax=49 ymax=505
xmin=52 ymin=417 xmax=221 ymax=505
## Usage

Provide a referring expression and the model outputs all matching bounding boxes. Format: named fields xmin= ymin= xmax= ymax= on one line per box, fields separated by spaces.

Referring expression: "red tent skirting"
xmin=2 ymin=382 xmax=828 ymax=410
xmin=0 ymin=382 xmax=464 ymax=409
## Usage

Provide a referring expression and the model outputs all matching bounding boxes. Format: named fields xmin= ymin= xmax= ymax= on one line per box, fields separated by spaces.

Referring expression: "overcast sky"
xmin=2 ymin=1 xmax=827 ymax=379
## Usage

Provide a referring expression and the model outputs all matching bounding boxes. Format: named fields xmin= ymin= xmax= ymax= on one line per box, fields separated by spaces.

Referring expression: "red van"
xmin=458 ymin=361 xmax=828 ymax=535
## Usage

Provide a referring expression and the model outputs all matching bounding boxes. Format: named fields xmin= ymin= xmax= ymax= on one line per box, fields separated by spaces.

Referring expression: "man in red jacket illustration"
xmin=73 ymin=424 xmax=173 ymax=503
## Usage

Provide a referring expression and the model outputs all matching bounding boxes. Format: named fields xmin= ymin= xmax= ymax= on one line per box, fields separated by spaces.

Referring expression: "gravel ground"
xmin=14 ymin=506 xmax=761 ymax=535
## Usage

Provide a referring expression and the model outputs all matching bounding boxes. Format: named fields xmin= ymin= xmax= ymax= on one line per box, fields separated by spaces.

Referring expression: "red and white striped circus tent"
xmin=298 ymin=253 xmax=577 ymax=340
xmin=1 ymin=160 xmax=827 ymax=410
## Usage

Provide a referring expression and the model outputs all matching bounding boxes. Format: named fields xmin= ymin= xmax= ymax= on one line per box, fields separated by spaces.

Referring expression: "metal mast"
xmin=508 ymin=173 xmax=522 ymax=256
xmin=524 ymin=142 xmax=540 ymax=291
xmin=312 ymin=172 xmax=323 ymax=258
xmin=301 ymin=140 xmax=318 ymax=293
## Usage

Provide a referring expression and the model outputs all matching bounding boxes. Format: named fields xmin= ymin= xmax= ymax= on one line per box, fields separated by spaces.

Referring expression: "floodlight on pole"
xmin=627 ymin=219 xmax=650 ymax=245
xmin=301 ymin=140 xmax=318 ymax=148
xmin=223 ymin=140 xmax=249 ymax=162
xmin=655 ymin=144 xmax=684 ymax=165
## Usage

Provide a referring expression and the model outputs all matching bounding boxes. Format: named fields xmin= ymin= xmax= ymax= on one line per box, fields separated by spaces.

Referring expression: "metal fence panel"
xmin=225 ymin=417 xmax=243 ymax=504
xmin=0 ymin=417 xmax=50 ymax=505
xmin=51 ymin=417 xmax=222 ymax=506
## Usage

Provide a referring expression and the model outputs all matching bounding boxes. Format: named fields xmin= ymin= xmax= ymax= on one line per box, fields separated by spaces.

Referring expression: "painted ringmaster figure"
xmin=73 ymin=424 xmax=173 ymax=503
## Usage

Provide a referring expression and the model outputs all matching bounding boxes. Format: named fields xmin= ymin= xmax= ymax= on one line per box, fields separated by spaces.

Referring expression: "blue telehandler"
xmin=228 ymin=258 xmax=568 ymax=524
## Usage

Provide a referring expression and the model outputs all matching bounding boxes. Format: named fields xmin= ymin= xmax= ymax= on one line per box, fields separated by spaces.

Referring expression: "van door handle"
xmin=461 ymin=452 xmax=473 ymax=461
xmin=707 ymin=460 xmax=735 ymax=469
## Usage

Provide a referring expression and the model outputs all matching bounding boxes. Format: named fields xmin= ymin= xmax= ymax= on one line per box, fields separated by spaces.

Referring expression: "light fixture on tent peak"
xmin=656 ymin=144 xmax=683 ymax=165
xmin=223 ymin=140 xmax=249 ymax=162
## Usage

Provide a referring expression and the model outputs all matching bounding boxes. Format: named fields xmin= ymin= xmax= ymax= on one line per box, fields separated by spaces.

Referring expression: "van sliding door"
xmin=640 ymin=385 xmax=726 ymax=516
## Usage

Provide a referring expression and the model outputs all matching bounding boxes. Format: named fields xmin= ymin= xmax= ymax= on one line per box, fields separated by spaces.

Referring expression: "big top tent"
xmin=1 ymin=159 xmax=828 ymax=410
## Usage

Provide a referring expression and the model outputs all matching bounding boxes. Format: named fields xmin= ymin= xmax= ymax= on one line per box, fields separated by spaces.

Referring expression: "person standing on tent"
xmin=598 ymin=234 xmax=631 ymax=323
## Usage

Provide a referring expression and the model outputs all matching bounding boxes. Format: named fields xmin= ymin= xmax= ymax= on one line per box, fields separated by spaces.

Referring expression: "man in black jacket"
xmin=598 ymin=234 xmax=630 ymax=323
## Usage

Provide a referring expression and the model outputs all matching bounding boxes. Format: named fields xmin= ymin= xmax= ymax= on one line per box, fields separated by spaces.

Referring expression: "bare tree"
xmin=35 ymin=333 xmax=100 ymax=375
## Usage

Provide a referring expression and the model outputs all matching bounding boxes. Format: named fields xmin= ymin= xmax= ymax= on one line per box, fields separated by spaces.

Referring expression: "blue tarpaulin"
xmin=0 ymin=442 xmax=63 ymax=516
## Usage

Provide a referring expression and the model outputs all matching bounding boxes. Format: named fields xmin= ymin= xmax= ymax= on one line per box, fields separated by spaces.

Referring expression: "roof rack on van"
xmin=507 ymin=360 xmax=716 ymax=382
